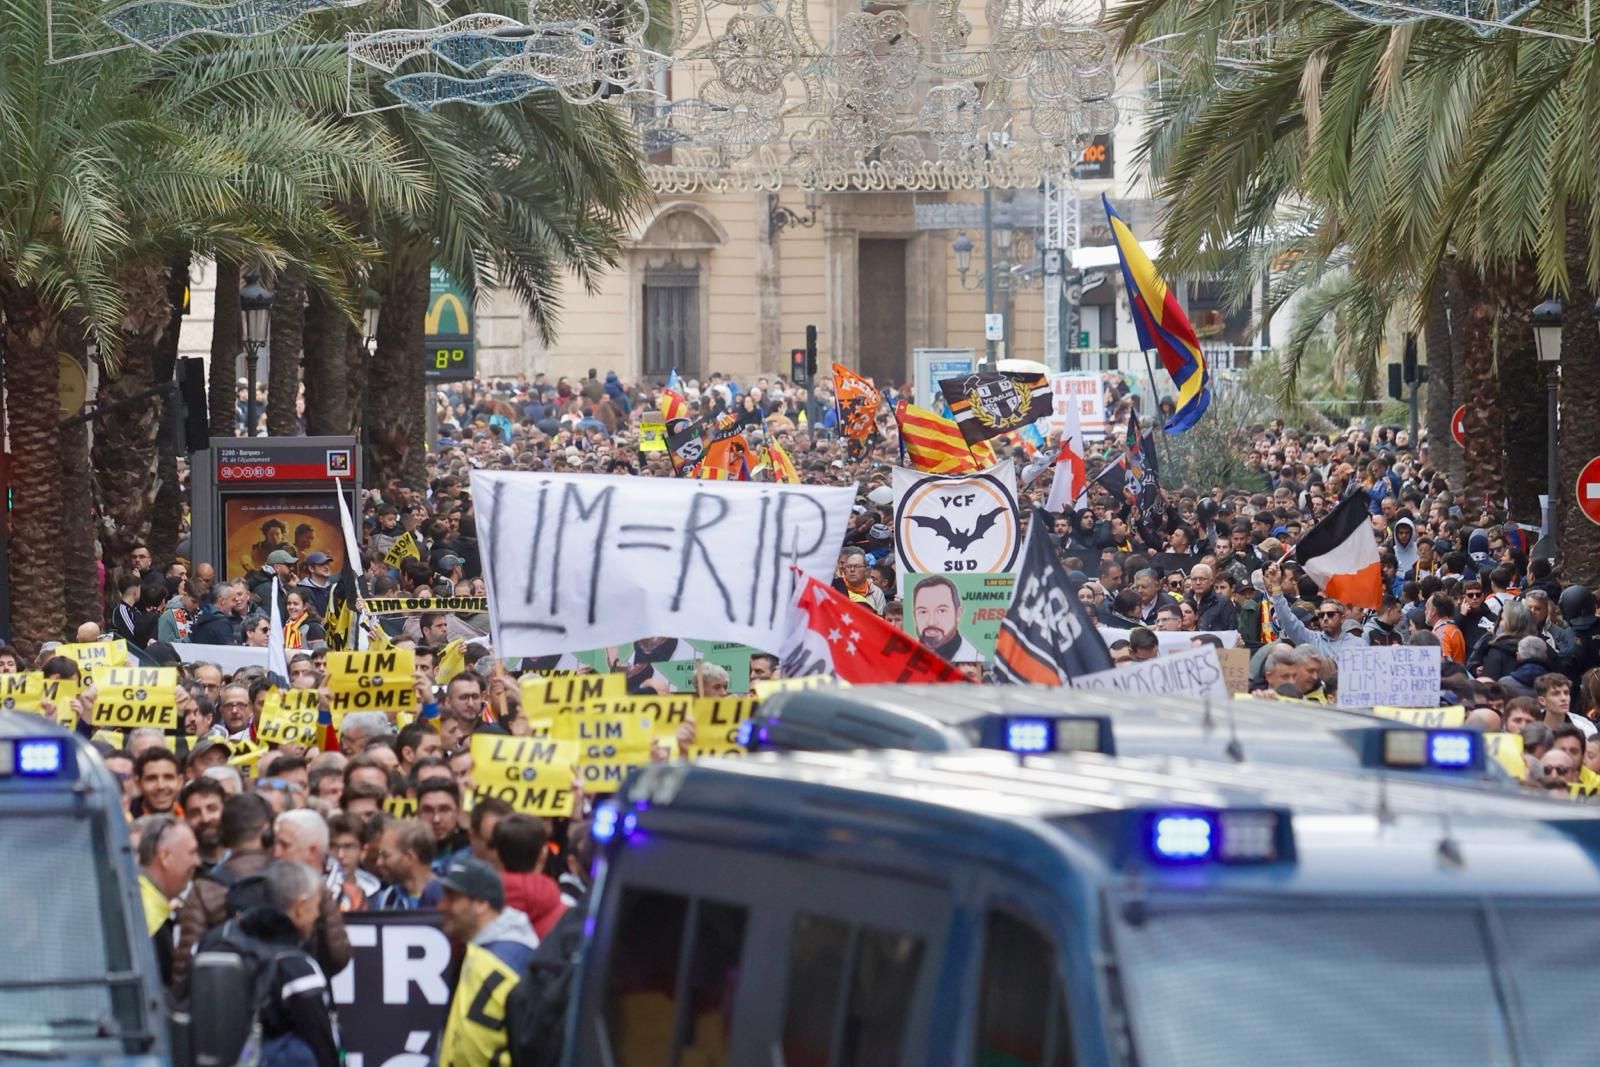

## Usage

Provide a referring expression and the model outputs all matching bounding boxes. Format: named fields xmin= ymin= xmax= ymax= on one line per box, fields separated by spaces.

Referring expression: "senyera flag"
xmin=659 ymin=369 xmax=691 ymax=423
xmin=780 ymin=573 xmax=967 ymax=684
xmin=896 ymin=401 xmax=993 ymax=474
xmin=1103 ymin=194 xmax=1211 ymax=433
xmin=1293 ymin=491 xmax=1383 ymax=610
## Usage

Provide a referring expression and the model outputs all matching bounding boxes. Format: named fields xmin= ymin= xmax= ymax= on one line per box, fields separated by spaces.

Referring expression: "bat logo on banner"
xmin=894 ymin=460 xmax=1020 ymax=574
xmin=911 ymin=508 xmax=1006 ymax=552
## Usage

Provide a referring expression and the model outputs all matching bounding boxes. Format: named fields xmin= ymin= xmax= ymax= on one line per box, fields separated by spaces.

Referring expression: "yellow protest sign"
xmin=91 ymin=667 xmax=179 ymax=730
xmin=383 ymin=795 xmax=418 ymax=819
xmin=631 ymin=694 xmax=694 ymax=741
xmin=519 ymin=673 xmax=628 ymax=719
xmin=60 ymin=639 xmax=129 ymax=672
xmin=1372 ymin=705 xmax=1467 ymax=728
xmin=325 ymin=649 xmax=417 ymax=721
xmin=258 ymin=689 xmax=323 ymax=746
xmin=1483 ymin=733 xmax=1526 ymax=780
xmin=365 ymin=596 xmax=487 ymax=615
xmin=688 ymin=744 xmax=746 ymax=759
xmin=691 ymin=697 xmax=753 ymax=749
xmin=469 ymin=733 xmax=577 ymax=816
xmin=752 ymin=676 xmax=849 ymax=702
xmin=0 ymin=673 xmax=43 ymax=714
xmin=383 ymin=530 xmax=423 ymax=568
xmin=228 ymin=738 xmax=266 ymax=772
xmin=555 ymin=697 xmax=655 ymax=794
xmin=639 ymin=418 xmax=668 ymax=452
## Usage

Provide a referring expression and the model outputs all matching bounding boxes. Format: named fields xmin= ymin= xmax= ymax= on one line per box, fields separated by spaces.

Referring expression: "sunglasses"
xmin=1317 ymin=611 xmax=1341 ymax=618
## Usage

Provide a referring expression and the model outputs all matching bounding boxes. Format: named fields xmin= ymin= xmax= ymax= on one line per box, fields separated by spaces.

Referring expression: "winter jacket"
xmin=1193 ymin=590 xmax=1238 ymax=633
xmin=1469 ymin=634 xmax=1521 ymax=681
xmin=173 ymin=848 xmax=350 ymax=1002
xmin=202 ymin=905 xmax=340 ymax=1067
xmin=501 ymin=870 xmax=569 ymax=940
xmin=190 ymin=603 xmax=237 ymax=646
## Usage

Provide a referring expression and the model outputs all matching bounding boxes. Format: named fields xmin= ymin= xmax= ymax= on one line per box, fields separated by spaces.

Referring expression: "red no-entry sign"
xmin=1579 ymin=456 xmax=1600 ymax=527
xmin=1451 ymin=405 xmax=1466 ymax=448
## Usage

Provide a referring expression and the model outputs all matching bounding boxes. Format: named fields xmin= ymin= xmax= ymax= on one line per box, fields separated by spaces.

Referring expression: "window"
xmin=603 ymin=888 xmax=688 ymax=1067
xmin=678 ymin=902 xmax=748 ymax=1067
xmin=781 ymin=912 xmax=926 ymax=1067
xmin=975 ymin=910 xmax=1074 ymax=1067
xmin=601 ymin=888 xmax=750 ymax=1067
xmin=643 ymin=268 xmax=699 ymax=378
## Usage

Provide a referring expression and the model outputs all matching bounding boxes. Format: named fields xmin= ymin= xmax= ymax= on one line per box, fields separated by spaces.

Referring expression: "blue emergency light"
xmin=997 ymin=716 xmax=1111 ymax=755
xmin=592 ymin=803 xmax=620 ymax=843
xmin=1146 ymin=808 xmax=1287 ymax=865
xmin=1379 ymin=729 xmax=1479 ymax=771
xmin=0 ymin=738 xmax=66 ymax=778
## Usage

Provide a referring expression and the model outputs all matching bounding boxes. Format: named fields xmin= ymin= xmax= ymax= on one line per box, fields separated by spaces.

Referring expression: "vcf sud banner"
xmin=893 ymin=460 xmax=1020 ymax=575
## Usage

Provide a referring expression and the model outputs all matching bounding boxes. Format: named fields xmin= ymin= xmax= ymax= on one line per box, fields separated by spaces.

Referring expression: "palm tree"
xmin=0 ymin=1 xmax=425 ymax=649
xmin=1114 ymin=0 xmax=1600 ymax=569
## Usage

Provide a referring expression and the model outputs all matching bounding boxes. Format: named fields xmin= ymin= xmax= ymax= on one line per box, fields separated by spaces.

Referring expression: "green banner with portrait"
xmin=900 ymin=572 xmax=1016 ymax=664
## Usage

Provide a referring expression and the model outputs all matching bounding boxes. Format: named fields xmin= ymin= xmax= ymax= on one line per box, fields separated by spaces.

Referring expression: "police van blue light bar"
xmin=0 ymin=738 xmax=66 ymax=778
xmin=592 ymin=803 xmax=620 ymax=843
xmin=1379 ymin=729 xmax=1480 ymax=771
xmin=1145 ymin=808 xmax=1289 ymax=865
xmin=996 ymin=716 xmax=1111 ymax=755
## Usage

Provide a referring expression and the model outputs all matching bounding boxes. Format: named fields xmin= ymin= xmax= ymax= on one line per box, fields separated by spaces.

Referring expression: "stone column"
xmin=755 ymin=192 xmax=783 ymax=375
xmin=824 ymin=207 xmax=858 ymax=369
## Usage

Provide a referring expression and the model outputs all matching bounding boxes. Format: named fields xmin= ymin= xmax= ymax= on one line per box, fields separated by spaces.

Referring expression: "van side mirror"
xmin=189 ymin=952 xmax=255 ymax=1066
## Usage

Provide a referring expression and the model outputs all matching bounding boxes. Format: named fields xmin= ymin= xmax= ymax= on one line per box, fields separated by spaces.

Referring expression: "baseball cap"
xmin=305 ymin=551 xmax=333 ymax=565
xmin=438 ymin=554 xmax=465 ymax=572
xmin=438 ymin=856 xmax=504 ymax=908
xmin=190 ymin=735 xmax=232 ymax=762
xmin=266 ymin=549 xmax=297 ymax=566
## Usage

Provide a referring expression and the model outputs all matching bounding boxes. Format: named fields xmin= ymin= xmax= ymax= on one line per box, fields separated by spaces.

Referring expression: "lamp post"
xmin=1531 ymin=295 xmax=1563 ymax=540
xmin=363 ymin=287 xmax=382 ymax=353
xmin=239 ymin=274 xmax=274 ymax=437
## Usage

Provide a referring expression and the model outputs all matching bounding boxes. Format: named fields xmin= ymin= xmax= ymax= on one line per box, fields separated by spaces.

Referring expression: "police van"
xmin=567 ymin=749 xmax=1600 ymax=1066
xmin=743 ymin=684 xmax=1506 ymax=781
xmin=0 ymin=710 xmax=242 ymax=1064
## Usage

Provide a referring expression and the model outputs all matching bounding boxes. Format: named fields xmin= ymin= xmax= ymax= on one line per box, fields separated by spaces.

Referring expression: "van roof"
xmin=657 ymin=749 xmax=1585 ymax=825
xmin=617 ymin=752 xmax=1600 ymax=894
xmin=0 ymin=708 xmax=77 ymax=740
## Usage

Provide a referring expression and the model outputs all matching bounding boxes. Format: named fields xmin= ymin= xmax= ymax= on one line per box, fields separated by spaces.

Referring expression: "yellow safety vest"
xmin=440 ymin=942 xmax=521 ymax=1067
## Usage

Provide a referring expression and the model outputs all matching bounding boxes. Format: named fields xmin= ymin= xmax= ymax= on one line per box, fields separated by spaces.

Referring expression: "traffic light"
xmin=1402 ymin=333 xmax=1418 ymax=385
xmin=791 ymin=348 xmax=808 ymax=386
xmin=1388 ymin=364 xmax=1403 ymax=401
xmin=175 ymin=357 xmax=210 ymax=454
xmin=805 ymin=324 xmax=818 ymax=380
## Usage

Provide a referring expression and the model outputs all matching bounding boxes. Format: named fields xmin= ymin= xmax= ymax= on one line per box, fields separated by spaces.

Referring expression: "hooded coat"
xmin=1391 ymin=517 xmax=1419 ymax=579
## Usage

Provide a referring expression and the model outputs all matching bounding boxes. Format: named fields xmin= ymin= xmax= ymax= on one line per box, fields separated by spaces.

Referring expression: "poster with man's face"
xmin=222 ymin=494 xmax=345 ymax=579
xmin=900 ymin=572 xmax=1016 ymax=664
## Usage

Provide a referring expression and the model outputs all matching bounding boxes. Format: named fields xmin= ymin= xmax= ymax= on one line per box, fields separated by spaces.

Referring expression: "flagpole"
xmin=1140 ymin=347 xmax=1173 ymax=475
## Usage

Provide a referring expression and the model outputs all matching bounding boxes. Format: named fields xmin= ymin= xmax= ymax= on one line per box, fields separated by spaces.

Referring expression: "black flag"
xmin=992 ymin=509 xmax=1114 ymax=685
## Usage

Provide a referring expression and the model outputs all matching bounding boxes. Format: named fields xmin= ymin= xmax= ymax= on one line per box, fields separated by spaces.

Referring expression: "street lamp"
xmin=363 ymin=287 xmax=382 ymax=353
xmin=239 ymin=273 xmax=273 ymax=437
xmin=1531 ymin=295 xmax=1563 ymax=541
xmin=952 ymin=231 xmax=974 ymax=279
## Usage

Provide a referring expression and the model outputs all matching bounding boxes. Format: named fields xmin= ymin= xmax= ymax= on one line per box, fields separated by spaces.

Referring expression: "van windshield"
xmin=1113 ymin=899 xmax=1514 ymax=1067
xmin=0 ymin=813 xmax=143 ymax=1055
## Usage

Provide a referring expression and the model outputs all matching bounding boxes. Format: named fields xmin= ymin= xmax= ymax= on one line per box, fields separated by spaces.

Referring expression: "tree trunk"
xmin=0 ymin=287 xmax=67 ymax=655
xmin=368 ymin=253 xmax=429 ymax=487
xmin=149 ymin=252 xmax=190 ymax=563
xmin=1422 ymin=283 xmax=1455 ymax=476
xmin=94 ymin=256 xmax=172 ymax=571
xmin=1489 ymin=258 xmax=1547 ymax=525
xmin=60 ymin=323 xmax=99 ymax=630
xmin=267 ymin=265 xmax=305 ymax=437
xmin=209 ymin=258 xmax=242 ymax=439
xmin=1558 ymin=218 xmax=1600 ymax=585
xmin=1442 ymin=259 xmax=1468 ymax=492
xmin=1451 ymin=263 xmax=1504 ymax=512
xmin=304 ymin=287 xmax=355 ymax=437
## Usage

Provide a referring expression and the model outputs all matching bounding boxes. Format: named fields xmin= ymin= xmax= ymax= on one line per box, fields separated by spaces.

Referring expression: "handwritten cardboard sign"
xmin=1336 ymin=646 xmax=1441 ymax=709
xmin=1072 ymin=645 xmax=1228 ymax=698
xmin=472 ymin=471 xmax=853 ymax=656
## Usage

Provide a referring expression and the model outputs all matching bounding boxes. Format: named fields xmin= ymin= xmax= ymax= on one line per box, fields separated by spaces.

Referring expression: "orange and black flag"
xmin=831 ymin=363 xmax=883 ymax=440
xmin=992 ymin=509 xmax=1114 ymax=686
xmin=1293 ymin=491 xmax=1384 ymax=610
xmin=696 ymin=434 xmax=752 ymax=481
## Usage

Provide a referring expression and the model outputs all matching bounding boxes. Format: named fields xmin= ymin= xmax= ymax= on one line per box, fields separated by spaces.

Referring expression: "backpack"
xmin=504 ymin=904 xmax=585 ymax=1067
xmin=194 ymin=915 xmax=298 ymax=1067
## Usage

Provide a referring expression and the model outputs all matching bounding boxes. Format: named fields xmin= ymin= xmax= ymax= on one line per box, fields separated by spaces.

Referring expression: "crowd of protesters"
xmin=17 ymin=363 xmax=1600 ymax=1065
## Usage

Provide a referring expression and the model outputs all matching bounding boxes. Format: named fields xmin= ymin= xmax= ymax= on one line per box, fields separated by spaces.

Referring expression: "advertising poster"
xmin=571 ymin=640 xmax=757 ymax=693
xmin=222 ymin=493 xmax=346 ymax=579
xmin=900 ymin=572 xmax=1016 ymax=664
